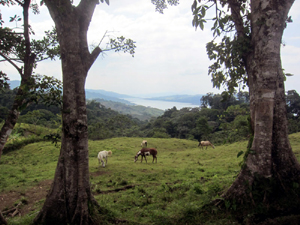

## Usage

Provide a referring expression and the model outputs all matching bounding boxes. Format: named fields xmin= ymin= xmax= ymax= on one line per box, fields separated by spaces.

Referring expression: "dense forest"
xmin=1 ymin=85 xmax=300 ymax=146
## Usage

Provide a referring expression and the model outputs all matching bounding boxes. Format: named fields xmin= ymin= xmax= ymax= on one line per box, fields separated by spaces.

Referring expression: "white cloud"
xmin=85 ymin=1 xmax=219 ymax=96
xmin=1 ymin=1 xmax=300 ymax=96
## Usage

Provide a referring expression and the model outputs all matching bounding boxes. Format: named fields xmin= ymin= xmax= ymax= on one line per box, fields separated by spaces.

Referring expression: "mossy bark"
xmin=222 ymin=0 xmax=300 ymax=217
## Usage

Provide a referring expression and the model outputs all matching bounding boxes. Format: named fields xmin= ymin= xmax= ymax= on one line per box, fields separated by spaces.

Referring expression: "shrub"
xmin=3 ymin=135 xmax=44 ymax=154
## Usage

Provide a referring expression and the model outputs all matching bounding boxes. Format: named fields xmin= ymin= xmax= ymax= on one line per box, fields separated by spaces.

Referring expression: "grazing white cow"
xmin=198 ymin=141 xmax=215 ymax=149
xmin=141 ymin=140 xmax=148 ymax=148
xmin=97 ymin=150 xmax=112 ymax=167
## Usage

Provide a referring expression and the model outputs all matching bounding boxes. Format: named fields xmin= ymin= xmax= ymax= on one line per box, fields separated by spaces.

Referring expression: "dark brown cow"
xmin=134 ymin=148 xmax=157 ymax=163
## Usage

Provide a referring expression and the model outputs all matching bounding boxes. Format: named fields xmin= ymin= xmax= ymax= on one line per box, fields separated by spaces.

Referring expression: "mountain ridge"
xmin=8 ymin=80 xmax=203 ymax=105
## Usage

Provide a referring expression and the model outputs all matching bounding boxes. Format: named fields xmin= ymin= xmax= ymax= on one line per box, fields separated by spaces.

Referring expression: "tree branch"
xmin=227 ymin=0 xmax=246 ymax=39
xmin=77 ymin=0 xmax=99 ymax=31
xmin=0 ymin=53 xmax=22 ymax=75
xmin=97 ymin=30 xmax=108 ymax=47
xmin=13 ymin=0 xmax=24 ymax=6
xmin=21 ymin=0 xmax=37 ymax=80
xmin=43 ymin=0 xmax=73 ymax=28
xmin=5 ymin=31 xmax=24 ymax=35
xmin=86 ymin=46 xmax=102 ymax=71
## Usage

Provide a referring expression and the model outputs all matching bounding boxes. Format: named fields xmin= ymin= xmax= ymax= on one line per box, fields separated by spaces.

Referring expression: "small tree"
xmin=0 ymin=0 xmax=61 ymax=160
xmin=196 ymin=116 xmax=212 ymax=141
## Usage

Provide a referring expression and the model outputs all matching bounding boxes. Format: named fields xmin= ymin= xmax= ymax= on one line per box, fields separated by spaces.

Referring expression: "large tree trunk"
xmin=33 ymin=1 xmax=102 ymax=224
xmin=223 ymin=0 xmax=300 ymax=215
xmin=33 ymin=65 xmax=97 ymax=225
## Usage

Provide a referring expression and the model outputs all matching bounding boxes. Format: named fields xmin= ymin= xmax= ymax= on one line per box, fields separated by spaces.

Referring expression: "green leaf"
xmin=201 ymin=6 xmax=206 ymax=17
xmin=191 ymin=0 xmax=197 ymax=11
xmin=213 ymin=19 xmax=218 ymax=29
xmin=200 ymin=21 xmax=204 ymax=30
xmin=285 ymin=73 xmax=293 ymax=77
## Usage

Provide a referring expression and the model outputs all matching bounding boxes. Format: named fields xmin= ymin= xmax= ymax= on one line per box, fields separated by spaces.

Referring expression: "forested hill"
xmin=2 ymin=88 xmax=300 ymax=145
xmin=8 ymin=81 xmax=135 ymax=105
xmin=92 ymin=99 xmax=164 ymax=121
xmin=85 ymin=89 xmax=132 ymax=99
xmin=6 ymin=81 xmax=164 ymax=121
xmin=86 ymin=90 xmax=164 ymax=121
xmin=85 ymin=89 xmax=134 ymax=105
xmin=9 ymin=80 xmax=203 ymax=106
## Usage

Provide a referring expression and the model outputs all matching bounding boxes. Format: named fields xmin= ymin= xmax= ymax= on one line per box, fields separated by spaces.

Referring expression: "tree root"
xmin=2 ymin=202 xmax=22 ymax=218
xmin=0 ymin=211 xmax=8 ymax=225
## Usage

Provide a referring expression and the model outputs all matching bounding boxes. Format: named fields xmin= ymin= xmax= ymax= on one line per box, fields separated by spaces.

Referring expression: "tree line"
xmin=2 ymin=88 xmax=300 ymax=146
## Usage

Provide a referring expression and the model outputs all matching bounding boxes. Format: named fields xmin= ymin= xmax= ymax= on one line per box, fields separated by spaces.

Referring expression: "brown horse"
xmin=134 ymin=148 xmax=157 ymax=163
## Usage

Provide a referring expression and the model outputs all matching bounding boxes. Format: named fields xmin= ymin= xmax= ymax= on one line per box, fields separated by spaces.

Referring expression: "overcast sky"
xmin=1 ymin=0 xmax=300 ymax=97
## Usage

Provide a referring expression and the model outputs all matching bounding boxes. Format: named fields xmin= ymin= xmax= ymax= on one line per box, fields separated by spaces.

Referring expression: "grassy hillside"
xmin=1 ymin=134 xmax=300 ymax=224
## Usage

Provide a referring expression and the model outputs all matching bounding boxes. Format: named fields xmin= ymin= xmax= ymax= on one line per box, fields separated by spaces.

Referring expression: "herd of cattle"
xmin=97 ymin=140 xmax=215 ymax=167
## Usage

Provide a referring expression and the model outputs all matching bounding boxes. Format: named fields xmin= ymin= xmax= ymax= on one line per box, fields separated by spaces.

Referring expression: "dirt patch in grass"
xmin=0 ymin=171 xmax=109 ymax=218
xmin=90 ymin=170 xmax=110 ymax=176
xmin=0 ymin=179 xmax=52 ymax=216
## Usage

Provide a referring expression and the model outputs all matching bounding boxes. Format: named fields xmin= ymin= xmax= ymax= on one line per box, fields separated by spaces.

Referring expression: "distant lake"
xmin=123 ymin=97 xmax=200 ymax=111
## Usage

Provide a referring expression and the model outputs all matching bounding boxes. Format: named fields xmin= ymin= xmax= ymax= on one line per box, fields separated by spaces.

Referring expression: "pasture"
xmin=1 ymin=134 xmax=300 ymax=224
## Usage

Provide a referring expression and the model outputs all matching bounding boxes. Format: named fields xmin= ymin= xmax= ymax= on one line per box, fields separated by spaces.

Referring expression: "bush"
xmin=3 ymin=135 xmax=44 ymax=154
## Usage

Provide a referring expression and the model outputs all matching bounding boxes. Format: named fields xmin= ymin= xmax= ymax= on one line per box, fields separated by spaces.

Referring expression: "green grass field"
xmin=1 ymin=134 xmax=300 ymax=224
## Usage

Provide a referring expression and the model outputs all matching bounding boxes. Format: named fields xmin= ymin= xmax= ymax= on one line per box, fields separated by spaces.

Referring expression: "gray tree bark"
xmin=33 ymin=0 xmax=102 ymax=224
xmin=223 ymin=0 xmax=300 ymax=209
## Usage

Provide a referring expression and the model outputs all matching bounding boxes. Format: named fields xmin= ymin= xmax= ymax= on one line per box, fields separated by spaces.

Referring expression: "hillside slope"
xmin=1 ymin=134 xmax=300 ymax=224
xmin=85 ymin=90 xmax=134 ymax=105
